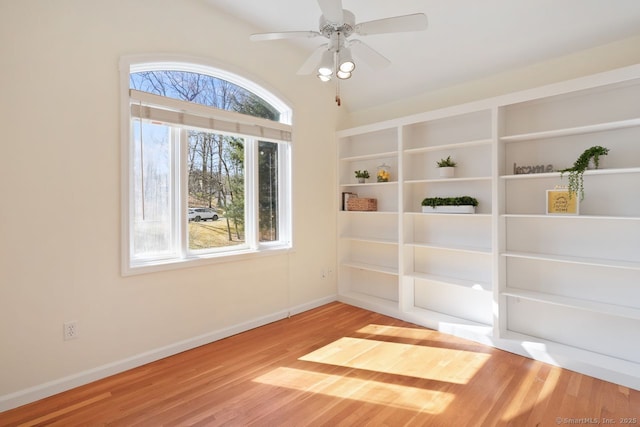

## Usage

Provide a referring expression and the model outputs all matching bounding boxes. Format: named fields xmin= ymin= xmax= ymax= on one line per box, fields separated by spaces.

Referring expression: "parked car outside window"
xmin=188 ymin=208 xmax=219 ymax=222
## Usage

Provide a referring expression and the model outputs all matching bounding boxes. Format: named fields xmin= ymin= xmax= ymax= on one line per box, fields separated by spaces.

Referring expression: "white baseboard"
xmin=0 ymin=295 xmax=337 ymax=413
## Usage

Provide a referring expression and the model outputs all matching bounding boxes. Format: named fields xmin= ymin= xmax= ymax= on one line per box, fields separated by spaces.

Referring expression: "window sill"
xmin=122 ymin=245 xmax=294 ymax=277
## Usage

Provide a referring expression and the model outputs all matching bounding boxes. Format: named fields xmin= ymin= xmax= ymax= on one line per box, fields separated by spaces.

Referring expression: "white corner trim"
xmin=0 ymin=295 xmax=337 ymax=412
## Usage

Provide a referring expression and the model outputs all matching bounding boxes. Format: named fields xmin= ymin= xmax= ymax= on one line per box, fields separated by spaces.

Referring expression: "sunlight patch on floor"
xmin=299 ymin=336 xmax=491 ymax=384
xmin=253 ymin=367 xmax=455 ymax=413
xmin=356 ymin=324 xmax=441 ymax=340
xmin=500 ymin=354 xmax=562 ymax=423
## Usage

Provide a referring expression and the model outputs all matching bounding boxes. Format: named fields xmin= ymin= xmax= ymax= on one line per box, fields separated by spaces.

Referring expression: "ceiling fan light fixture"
xmin=317 ymin=49 xmax=334 ymax=77
xmin=339 ymin=60 xmax=355 ymax=73
xmin=336 ymin=70 xmax=352 ymax=80
xmin=338 ymin=48 xmax=355 ymax=73
xmin=318 ymin=74 xmax=332 ymax=82
xmin=318 ymin=66 xmax=333 ymax=76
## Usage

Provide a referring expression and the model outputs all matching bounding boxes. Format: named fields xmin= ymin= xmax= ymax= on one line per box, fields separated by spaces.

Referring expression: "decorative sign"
xmin=546 ymin=189 xmax=579 ymax=215
xmin=513 ymin=162 xmax=554 ymax=175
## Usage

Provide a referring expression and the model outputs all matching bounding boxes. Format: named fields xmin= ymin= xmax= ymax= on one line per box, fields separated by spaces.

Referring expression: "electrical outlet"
xmin=63 ymin=321 xmax=78 ymax=340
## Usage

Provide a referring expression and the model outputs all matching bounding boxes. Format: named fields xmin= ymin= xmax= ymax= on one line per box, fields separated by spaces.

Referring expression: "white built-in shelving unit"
xmin=336 ymin=64 xmax=640 ymax=389
xmin=338 ymin=126 xmax=400 ymax=316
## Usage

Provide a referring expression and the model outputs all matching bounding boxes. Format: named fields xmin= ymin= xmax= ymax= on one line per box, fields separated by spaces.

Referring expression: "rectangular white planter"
xmin=421 ymin=205 xmax=476 ymax=214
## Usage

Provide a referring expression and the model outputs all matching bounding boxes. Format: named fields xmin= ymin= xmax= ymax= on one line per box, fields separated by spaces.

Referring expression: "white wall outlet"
xmin=63 ymin=321 xmax=79 ymax=340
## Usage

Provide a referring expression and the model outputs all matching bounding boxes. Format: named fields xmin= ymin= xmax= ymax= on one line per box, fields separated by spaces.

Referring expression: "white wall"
xmin=0 ymin=0 xmax=338 ymax=409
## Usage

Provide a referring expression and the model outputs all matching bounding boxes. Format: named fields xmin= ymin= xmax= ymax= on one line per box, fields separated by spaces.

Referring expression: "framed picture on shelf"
xmin=342 ymin=192 xmax=357 ymax=211
xmin=546 ymin=189 xmax=579 ymax=215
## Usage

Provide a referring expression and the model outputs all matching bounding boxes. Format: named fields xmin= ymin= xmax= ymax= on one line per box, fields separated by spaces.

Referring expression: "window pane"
xmin=130 ymin=71 xmax=280 ymax=122
xmin=188 ymin=131 xmax=245 ymax=251
xmin=132 ymin=121 xmax=174 ymax=257
xmin=259 ymin=141 xmax=279 ymax=242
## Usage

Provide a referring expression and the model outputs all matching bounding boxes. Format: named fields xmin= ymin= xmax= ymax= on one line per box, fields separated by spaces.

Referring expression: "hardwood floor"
xmin=2 ymin=302 xmax=639 ymax=426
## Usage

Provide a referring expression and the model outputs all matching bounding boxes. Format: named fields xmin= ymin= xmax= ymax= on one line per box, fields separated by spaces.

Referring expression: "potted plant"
xmin=436 ymin=156 xmax=457 ymax=178
xmin=354 ymin=170 xmax=370 ymax=183
xmin=560 ymin=145 xmax=609 ymax=200
xmin=421 ymin=196 xmax=478 ymax=214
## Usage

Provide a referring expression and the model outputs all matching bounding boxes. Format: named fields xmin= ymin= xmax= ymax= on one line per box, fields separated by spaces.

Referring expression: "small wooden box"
xmin=347 ymin=198 xmax=377 ymax=211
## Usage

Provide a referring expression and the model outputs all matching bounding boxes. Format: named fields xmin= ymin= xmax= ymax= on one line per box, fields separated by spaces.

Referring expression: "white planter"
xmin=422 ymin=205 xmax=476 ymax=214
xmin=439 ymin=167 xmax=455 ymax=178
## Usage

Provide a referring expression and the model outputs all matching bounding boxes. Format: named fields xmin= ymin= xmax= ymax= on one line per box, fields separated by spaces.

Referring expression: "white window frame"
xmin=120 ymin=55 xmax=293 ymax=275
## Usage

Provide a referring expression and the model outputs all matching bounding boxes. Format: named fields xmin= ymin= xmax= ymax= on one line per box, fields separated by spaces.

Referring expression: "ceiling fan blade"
xmin=317 ymin=0 xmax=344 ymax=25
xmin=349 ymin=40 xmax=390 ymax=70
xmin=297 ymin=45 xmax=328 ymax=75
xmin=250 ymin=31 xmax=321 ymax=41
xmin=355 ymin=13 xmax=428 ymax=36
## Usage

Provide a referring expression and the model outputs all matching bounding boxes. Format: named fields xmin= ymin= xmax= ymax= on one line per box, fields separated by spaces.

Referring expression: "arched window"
xmin=121 ymin=57 xmax=293 ymax=274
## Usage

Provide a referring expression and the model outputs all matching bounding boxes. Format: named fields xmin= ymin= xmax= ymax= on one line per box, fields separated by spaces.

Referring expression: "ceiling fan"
xmin=250 ymin=0 xmax=428 ymax=105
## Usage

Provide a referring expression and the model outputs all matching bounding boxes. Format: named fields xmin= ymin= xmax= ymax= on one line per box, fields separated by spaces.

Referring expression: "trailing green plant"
xmin=354 ymin=170 xmax=370 ymax=179
xmin=421 ymin=196 xmax=478 ymax=208
xmin=436 ymin=156 xmax=457 ymax=167
xmin=560 ymin=145 xmax=609 ymax=200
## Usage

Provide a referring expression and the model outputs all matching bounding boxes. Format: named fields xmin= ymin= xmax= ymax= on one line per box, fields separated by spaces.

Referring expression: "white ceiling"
xmin=206 ymin=0 xmax=640 ymax=111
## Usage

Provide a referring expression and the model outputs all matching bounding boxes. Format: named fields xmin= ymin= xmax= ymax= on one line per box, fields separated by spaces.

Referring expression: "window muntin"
xmin=123 ymin=60 xmax=292 ymax=273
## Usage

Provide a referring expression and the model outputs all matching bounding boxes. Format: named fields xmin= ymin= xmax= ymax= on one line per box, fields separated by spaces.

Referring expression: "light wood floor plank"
xmin=1 ymin=302 xmax=639 ymax=426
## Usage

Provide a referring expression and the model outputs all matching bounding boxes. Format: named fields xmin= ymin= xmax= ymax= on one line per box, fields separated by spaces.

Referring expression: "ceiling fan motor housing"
xmin=319 ymin=9 xmax=355 ymax=38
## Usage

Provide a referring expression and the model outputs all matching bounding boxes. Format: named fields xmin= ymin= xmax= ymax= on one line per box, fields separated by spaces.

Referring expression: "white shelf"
xmin=341 ymin=210 xmax=398 ymax=215
xmin=502 ymin=251 xmax=640 ymax=271
xmin=405 ymin=176 xmax=492 ymax=184
xmin=403 ymin=138 xmax=492 ymax=154
xmin=503 ymin=288 xmax=640 ymax=321
xmin=339 ymin=151 xmax=397 ymax=162
xmin=403 ymin=307 xmax=493 ymax=330
xmin=407 ymin=242 xmax=492 ymax=255
xmin=501 ymin=167 xmax=640 ymax=180
xmin=338 ymin=291 xmax=399 ymax=316
xmin=339 ymin=181 xmax=398 ymax=187
xmin=500 ymin=118 xmax=640 ymax=142
xmin=340 ymin=236 xmax=397 ymax=245
xmin=409 ymin=272 xmax=492 ymax=292
xmin=405 ymin=212 xmax=492 ymax=218
xmin=496 ymin=329 xmax=640 ymax=390
xmin=503 ymin=214 xmax=640 ymax=221
xmin=341 ymin=261 xmax=399 ymax=276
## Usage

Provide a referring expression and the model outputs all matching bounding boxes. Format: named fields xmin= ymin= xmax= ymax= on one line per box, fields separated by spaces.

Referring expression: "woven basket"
xmin=347 ymin=197 xmax=377 ymax=211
